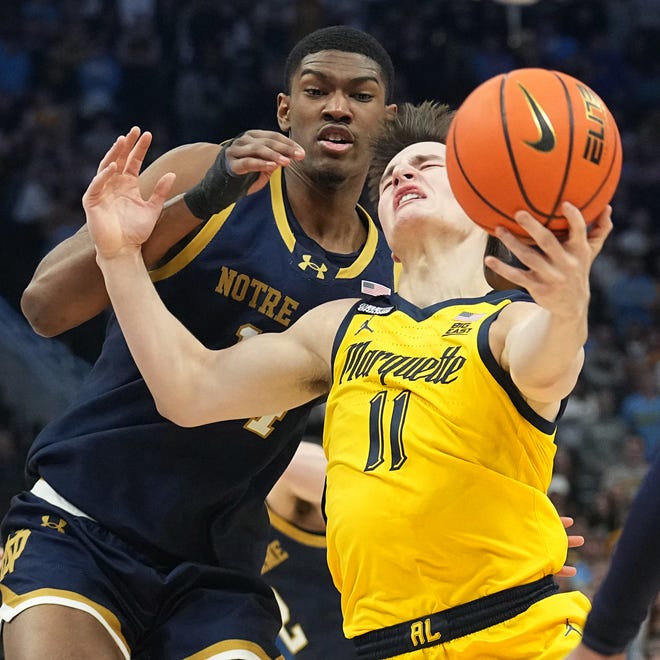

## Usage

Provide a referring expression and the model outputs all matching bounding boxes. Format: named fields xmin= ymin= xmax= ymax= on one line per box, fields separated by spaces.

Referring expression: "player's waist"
xmin=351 ymin=575 xmax=558 ymax=658
xmin=31 ymin=478 xmax=96 ymax=520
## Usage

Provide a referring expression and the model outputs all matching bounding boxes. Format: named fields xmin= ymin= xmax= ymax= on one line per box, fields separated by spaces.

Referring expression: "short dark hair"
xmin=284 ymin=25 xmax=395 ymax=103
xmin=367 ymin=101 xmax=454 ymax=205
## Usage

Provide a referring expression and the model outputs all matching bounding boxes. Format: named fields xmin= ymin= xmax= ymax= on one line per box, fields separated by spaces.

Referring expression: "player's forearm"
xmin=507 ymin=307 xmax=587 ymax=402
xmin=21 ymin=226 xmax=110 ymax=336
xmin=97 ymin=249 xmax=212 ymax=425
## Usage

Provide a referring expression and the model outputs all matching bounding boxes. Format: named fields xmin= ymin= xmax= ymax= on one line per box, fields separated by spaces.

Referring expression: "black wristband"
xmin=183 ymin=139 xmax=259 ymax=220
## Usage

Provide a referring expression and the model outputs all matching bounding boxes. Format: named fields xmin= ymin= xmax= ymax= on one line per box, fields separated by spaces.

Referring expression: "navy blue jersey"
xmin=263 ymin=507 xmax=356 ymax=659
xmin=25 ymin=168 xmax=395 ymax=570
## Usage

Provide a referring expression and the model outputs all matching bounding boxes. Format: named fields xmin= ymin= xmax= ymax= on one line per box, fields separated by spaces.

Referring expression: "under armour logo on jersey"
xmin=41 ymin=515 xmax=67 ymax=533
xmin=356 ymin=319 xmax=374 ymax=334
xmin=298 ymin=255 xmax=328 ymax=279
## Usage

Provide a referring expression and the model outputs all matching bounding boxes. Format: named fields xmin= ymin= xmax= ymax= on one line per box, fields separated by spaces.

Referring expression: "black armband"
xmin=183 ymin=138 xmax=259 ymax=220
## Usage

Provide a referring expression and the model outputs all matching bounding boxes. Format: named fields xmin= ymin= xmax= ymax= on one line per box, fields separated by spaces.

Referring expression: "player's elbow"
xmin=154 ymin=393 xmax=218 ymax=428
xmin=154 ymin=398 xmax=197 ymax=427
xmin=513 ymin=369 xmax=581 ymax=408
xmin=21 ymin=285 xmax=61 ymax=337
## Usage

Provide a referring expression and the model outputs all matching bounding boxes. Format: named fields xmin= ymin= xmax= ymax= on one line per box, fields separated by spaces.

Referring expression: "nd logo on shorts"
xmin=1 ymin=518 xmax=66 ymax=581
xmin=0 ymin=529 xmax=31 ymax=580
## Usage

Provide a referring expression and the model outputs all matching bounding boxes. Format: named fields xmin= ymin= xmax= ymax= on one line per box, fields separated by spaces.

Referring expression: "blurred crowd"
xmin=1 ymin=0 xmax=659 ymax=656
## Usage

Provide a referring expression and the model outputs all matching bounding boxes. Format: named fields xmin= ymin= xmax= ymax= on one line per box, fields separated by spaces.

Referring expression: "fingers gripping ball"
xmin=446 ymin=68 xmax=622 ymax=239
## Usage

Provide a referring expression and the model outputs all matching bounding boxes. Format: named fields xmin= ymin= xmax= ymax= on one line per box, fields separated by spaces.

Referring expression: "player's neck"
xmin=397 ymin=244 xmax=490 ymax=308
xmin=284 ymin=169 xmax=368 ymax=253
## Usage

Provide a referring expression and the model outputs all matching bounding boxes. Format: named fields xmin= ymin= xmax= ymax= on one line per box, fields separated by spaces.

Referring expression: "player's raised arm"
xmin=84 ymin=128 xmax=333 ymax=427
xmin=21 ymin=128 xmax=305 ymax=338
xmin=485 ymin=203 xmax=613 ymax=411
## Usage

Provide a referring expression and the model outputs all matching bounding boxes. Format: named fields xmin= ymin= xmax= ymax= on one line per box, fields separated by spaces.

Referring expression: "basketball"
xmin=445 ymin=68 xmax=622 ymax=239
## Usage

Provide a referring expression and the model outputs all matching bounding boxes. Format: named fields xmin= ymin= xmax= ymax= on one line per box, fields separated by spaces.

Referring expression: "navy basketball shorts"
xmin=0 ymin=484 xmax=284 ymax=659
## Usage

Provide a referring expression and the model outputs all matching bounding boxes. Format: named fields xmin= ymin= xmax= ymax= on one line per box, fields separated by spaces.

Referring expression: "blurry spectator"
xmin=581 ymin=323 xmax=628 ymax=396
xmin=76 ymin=30 xmax=122 ymax=121
xmin=471 ymin=33 xmax=518 ymax=82
xmin=173 ymin=61 xmax=225 ymax=143
xmin=549 ymin=444 xmax=581 ymax=518
xmin=601 ymin=432 xmax=649 ymax=509
xmin=79 ymin=112 xmax=120 ymax=163
xmin=586 ymin=488 xmax=624 ymax=539
xmin=620 ymin=366 xmax=660 ymax=460
xmin=616 ymin=205 xmax=656 ymax=260
xmin=590 ymin=239 xmax=624 ymax=306
xmin=574 ymin=387 xmax=629 ymax=507
xmin=117 ymin=21 xmax=165 ymax=129
xmin=0 ymin=28 xmax=34 ymax=102
xmin=12 ymin=159 xmax=55 ymax=228
xmin=556 ymin=379 xmax=599 ymax=451
xmin=548 ymin=473 xmax=572 ymax=516
xmin=645 ymin=327 xmax=660 ymax=391
xmin=116 ymin=0 xmax=156 ymax=29
xmin=605 ymin=255 xmax=659 ymax=341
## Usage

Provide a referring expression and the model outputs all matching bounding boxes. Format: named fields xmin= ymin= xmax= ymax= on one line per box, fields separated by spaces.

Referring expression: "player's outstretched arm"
xmin=486 ymin=203 xmax=613 ymax=408
xmin=85 ymin=128 xmax=334 ymax=428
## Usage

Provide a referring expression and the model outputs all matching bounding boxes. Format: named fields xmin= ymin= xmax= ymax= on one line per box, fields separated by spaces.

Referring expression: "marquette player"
xmin=0 ymin=27 xmax=397 ymax=659
xmin=79 ymin=101 xmax=612 ymax=658
xmin=262 ymin=438 xmax=583 ymax=659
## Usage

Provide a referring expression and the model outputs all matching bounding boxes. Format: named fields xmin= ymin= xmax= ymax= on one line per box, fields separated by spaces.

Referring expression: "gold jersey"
xmin=323 ymin=291 xmax=569 ymax=639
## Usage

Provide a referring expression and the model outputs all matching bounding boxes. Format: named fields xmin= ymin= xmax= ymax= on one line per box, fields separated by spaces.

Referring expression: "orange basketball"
xmin=446 ymin=68 xmax=622 ymax=239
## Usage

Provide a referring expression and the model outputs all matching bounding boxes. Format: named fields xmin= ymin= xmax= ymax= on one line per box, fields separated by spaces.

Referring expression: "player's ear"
xmin=277 ymin=93 xmax=291 ymax=131
xmin=385 ymin=103 xmax=397 ymax=122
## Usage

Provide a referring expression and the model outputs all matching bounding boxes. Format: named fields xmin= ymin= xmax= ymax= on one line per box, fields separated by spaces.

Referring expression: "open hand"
xmin=484 ymin=203 xmax=613 ymax=321
xmin=83 ymin=126 xmax=176 ymax=260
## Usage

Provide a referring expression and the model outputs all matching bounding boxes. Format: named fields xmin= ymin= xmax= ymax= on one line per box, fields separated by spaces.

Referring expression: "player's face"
xmin=377 ymin=141 xmax=478 ymax=247
xmin=277 ymin=51 xmax=396 ymax=188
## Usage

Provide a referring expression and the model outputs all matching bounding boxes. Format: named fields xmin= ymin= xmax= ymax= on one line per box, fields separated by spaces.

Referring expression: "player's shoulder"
xmin=140 ymin=141 xmax=224 ymax=195
xmin=147 ymin=141 xmax=222 ymax=176
xmin=163 ymin=141 xmax=222 ymax=158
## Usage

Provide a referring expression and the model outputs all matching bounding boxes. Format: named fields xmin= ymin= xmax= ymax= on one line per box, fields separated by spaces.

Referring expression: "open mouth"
xmin=395 ymin=188 xmax=425 ymax=209
xmin=318 ymin=125 xmax=354 ymax=153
